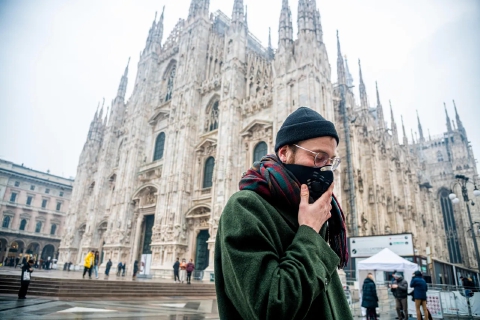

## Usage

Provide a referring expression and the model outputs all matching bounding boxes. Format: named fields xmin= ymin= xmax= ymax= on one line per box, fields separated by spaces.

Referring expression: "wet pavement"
xmin=0 ymin=295 xmax=219 ymax=319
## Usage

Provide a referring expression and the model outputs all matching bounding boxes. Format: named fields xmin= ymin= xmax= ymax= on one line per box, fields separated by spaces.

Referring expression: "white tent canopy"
xmin=357 ymin=248 xmax=418 ymax=274
xmin=358 ymin=248 xmax=419 ymax=316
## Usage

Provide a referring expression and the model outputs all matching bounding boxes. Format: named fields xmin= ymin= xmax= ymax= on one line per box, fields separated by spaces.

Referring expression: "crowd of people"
xmin=173 ymin=258 xmax=195 ymax=284
xmin=3 ymin=256 xmax=54 ymax=270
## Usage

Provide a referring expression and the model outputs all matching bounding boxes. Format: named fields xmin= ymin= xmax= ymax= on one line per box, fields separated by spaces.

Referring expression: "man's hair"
xmin=367 ymin=273 xmax=373 ymax=276
xmin=28 ymin=259 xmax=34 ymax=264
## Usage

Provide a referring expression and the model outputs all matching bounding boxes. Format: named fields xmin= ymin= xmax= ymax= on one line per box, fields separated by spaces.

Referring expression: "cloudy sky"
xmin=0 ymin=0 xmax=479 ymax=178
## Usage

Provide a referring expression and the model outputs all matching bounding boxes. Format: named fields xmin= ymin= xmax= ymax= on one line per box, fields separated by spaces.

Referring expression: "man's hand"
xmin=298 ymin=183 xmax=334 ymax=233
xmin=391 ymin=284 xmax=398 ymax=289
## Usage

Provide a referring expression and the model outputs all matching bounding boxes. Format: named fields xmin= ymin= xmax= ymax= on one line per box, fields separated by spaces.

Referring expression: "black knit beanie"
xmin=274 ymin=107 xmax=339 ymax=152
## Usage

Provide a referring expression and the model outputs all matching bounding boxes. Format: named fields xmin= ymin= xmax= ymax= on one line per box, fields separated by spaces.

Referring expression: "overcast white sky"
xmin=0 ymin=0 xmax=479 ymax=178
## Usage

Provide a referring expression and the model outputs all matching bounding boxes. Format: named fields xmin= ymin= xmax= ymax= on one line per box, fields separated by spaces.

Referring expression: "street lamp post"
xmin=448 ymin=175 xmax=480 ymax=272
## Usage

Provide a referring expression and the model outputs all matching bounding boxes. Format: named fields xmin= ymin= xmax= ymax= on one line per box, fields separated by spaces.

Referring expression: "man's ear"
xmin=277 ymin=145 xmax=288 ymax=163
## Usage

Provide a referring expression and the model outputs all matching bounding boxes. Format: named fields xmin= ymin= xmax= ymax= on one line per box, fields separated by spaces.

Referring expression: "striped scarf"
xmin=239 ymin=154 xmax=348 ymax=269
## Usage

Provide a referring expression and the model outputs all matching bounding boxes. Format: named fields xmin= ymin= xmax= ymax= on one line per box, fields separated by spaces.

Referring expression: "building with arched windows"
xmin=59 ymin=0 xmax=479 ymax=282
xmin=0 ymin=159 xmax=73 ymax=265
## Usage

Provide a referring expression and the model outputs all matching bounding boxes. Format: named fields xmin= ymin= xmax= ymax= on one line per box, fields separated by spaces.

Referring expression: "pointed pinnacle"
xmin=268 ymin=27 xmax=272 ymax=47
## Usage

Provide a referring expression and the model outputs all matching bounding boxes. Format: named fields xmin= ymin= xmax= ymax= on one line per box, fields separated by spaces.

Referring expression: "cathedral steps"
xmin=0 ymin=274 xmax=216 ymax=298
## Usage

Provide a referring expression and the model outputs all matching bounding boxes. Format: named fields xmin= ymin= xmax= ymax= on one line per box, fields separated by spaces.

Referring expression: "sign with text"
xmin=349 ymin=234 xmax=414 ymax=257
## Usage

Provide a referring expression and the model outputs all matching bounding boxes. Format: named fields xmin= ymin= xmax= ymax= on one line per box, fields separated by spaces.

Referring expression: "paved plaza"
xmin=0 ymin=295 xmax=219 ymax=319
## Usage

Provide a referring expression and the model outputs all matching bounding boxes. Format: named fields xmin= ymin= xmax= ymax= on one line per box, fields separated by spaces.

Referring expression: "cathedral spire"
xmin=376 ymin=82 xmax=385 ymax=129
xmin=244 ymin=5 xmax=248 ymax=31
xmin=401 ymin=115 xmax=408 ymax=146
xmin=358 ymin=59 xmax=368 ymax=109
xmin=267 ymin=27 xmax=274 ymax=59
xmin=231 ymin=0 xmax=245 ymax=27
xmin=188 ymin=0 xmax=209 ymax=20
xmin=336 ymin=31 xmax=346 ymax=85
xmin=278 ymin=0 xmax=293 ymax=48
xmin=143 ymin=12 xmax=157 ymax=54
xmin=444 ymin=102 xmax=452 ymax=132
xmin=297 ymin=0 xmax=315 ymax=36
xmin=390 ymin=101 xmax=399 ymax=145
xmin=411 ymin=129 xmax=415 ymax=145
xmin=453 ymin=100 xmax=466 ymax=135
xmin=417 ymin=110 xmax=425 ymax=142
xmin=344 ymin=55 xmax=354 ymax=88
xmin=117 ymin=57 xmax=130 ymax=99
xmin=314 ymin=9 xmax=323 ymax=43
xmin=104 ymin=106 xmax=109 ymax=126
xmin=154 ymin=6 xmax=165 ymax=50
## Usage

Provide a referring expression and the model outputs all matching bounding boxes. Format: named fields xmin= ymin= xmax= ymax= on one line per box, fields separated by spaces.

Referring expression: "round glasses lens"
xmin=331 ymin=158 xmax=341 ymax=170
xmin=315 ymin=153 xmax=329 ymax=167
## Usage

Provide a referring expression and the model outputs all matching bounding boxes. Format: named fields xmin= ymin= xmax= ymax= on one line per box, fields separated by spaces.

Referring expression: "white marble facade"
xmin=59 ymin=0 xmax=479 ymax=277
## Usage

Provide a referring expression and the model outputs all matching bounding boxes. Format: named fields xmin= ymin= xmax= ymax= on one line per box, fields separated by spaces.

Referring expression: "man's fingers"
xmin=300 ymin=184 xmax=309 ymax=204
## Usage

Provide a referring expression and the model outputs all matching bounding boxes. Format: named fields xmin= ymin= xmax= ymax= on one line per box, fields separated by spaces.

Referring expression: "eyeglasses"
xmin=293 ymin=144 xmax=341 ymax=170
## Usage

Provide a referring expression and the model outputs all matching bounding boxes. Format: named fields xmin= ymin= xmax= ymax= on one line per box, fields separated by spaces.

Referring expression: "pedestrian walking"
xmin=390 ymin=273 xmax=409 ymax=320
xmin=122 ymin=262 xmax=126 ymax=276
xmin=186 ymin=259 xmax=195 ymax=284
xmin=410 ymin=270 xmax=429 ymax=320
xmin=361 ymin=273 xmax=378 ymax=320
xmin=179 ymin=258 xmax=187 ymax=283
xmin=105 ymin=259 xmax=112 ymax=278
xmin=18 ymin=259 xmax=34 ymax=299
xmin=15 ymin=257 xmax=20 ymax=268
xmin=93 ymin=251 xmax=100 ymax=279
xmin=82 ymin=250 xmax=95 ymax=279
xmin=215 ymin=107 xmax=351 ymax=319
xmin=173 ymin=257 xmax=180 ymax=283
xmin=132 ymin=260 xmax=139 ymax=280
xmin=116 ymin=262 xmax=123 ymax=276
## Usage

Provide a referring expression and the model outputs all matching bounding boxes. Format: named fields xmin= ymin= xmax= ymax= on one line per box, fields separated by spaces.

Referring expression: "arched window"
xmin=19 ymin=219 xmax=27 ymax=231
xmin=50 ymin=224 xmax=57 ymax=235
xmin=253 ymin=142 xmax=268 ymax=162
xmin=153 ymin=132 xmax=166 ymax=161
xmin=165 ymin=64 xmax=176 ymax=102
xmin=2 ymin=216 xmax=11 ymax=228
xmin=203 ymin=157 xmax=215 ymax=188
xmin=35 ymin=221 xmax=42 ymax=233
xmin=206 ymin=101 xmax=219 ymax=132
xmin=437 ymin=151 xmax=444 ymax=162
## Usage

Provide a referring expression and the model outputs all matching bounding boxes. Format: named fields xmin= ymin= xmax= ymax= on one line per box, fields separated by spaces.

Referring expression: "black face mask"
xmin=284 ymin=163 xmax=334 ymax=202
xmin=284 ymin=163 xmax=320 ymax=186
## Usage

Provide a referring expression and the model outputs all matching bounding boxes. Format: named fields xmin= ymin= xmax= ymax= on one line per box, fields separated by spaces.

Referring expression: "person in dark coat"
xmin=18 ymin=259 xmax=34 ymax=299
xmin=391 ymin=273 xmax=409 ymax=320
xmin=105 ymin=259 xmax=112 ymax=278
xmin=173 ymin=258 xmax=180 ymax=283
xmin=116 ymin=262 xmax=122 ymax=276
xmin=122 ymin=262 xmax=126 ymax=276
xmin=410 ymin=270 xmax=429 ymax=320
xmin=361 ymin=273 xmax=378 ymax=320
xmin=15 ymin=257 xmax=20 ymax=268
xmin=186 ymin=259 xmax=195 ymax=284
xmin=132 ymin=260 xmax=139 ymax=280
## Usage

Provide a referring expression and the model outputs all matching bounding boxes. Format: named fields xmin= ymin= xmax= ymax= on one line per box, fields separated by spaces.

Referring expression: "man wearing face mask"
xmin=215 ymin=107 xmax=351 ymax=320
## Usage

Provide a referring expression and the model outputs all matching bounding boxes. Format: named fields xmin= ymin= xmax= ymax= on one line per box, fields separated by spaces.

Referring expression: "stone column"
xmin=131 ymin=215 xmax=144 ymax=268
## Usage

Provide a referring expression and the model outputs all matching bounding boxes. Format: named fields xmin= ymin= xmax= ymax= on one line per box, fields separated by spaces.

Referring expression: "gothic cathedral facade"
xmin=59 ymin=0 xmax=479 ymax=278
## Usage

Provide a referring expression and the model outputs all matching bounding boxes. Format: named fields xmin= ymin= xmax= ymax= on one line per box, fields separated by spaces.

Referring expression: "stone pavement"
xmin=0 ymin=266 xmax=205 ymax=283
xmin=0 ymin=295 xmax=219 ymax=319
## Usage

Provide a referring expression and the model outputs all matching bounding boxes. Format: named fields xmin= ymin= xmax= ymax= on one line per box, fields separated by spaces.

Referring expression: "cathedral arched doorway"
xmin=195 ymin=230 xmax=210 ymax=271
xmin=132 ymin=185 xmax=158 ymax=275
xmin=41 ymin=244 xmax=55 ymax=261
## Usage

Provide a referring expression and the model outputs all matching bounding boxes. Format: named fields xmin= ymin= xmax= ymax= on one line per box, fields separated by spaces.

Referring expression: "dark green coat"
xmin=215 ymin=190 xmax=353 ymax=320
